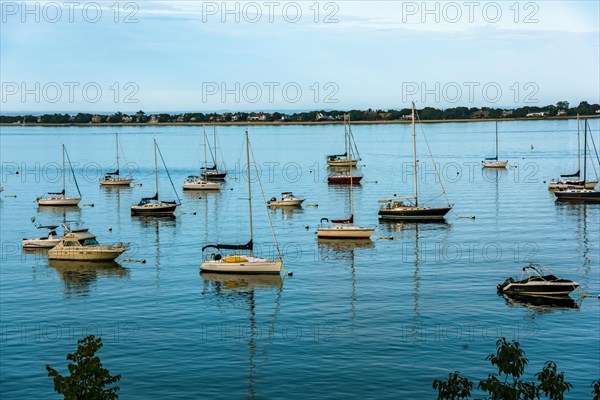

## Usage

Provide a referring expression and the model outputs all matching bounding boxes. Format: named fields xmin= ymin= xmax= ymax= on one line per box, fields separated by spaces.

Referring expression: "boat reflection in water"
xmin=48 ymin=259 xmax=129 ymax=297
xmin=500 ymin=292 xmax=579 ymax=312
xmin=200 ymin=272 xmax=283 ymax=399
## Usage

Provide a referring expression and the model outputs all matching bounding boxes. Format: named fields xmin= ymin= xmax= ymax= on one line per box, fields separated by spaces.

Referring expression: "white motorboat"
xmin=131 ymin=139 xmax=181 ymax=216
xmin=267 ymin=192 xmax=304 ymax=207
xmin=183 ymin=126 xmax=221 ymax=191
xmin=37 ymin=145 xmax=82 ymax=206
xmin=48 ymin=233 xmax=128 ymax=261
xmin=378 ymin=102 xmax=453 ymax=221
xmin=201 ymin=130 xmax=283 ymax=274
xmin=22 ymin=225 xmax=61 ymax=248
xmin=99 ymin=132 xmax=134 ymax=186
xmin=481 ymin=121 xmax=508 ymax=168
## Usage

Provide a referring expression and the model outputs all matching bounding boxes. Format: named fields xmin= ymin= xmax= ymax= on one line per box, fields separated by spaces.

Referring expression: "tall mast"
xmin=345 ymin=115 xmax=349 ymax=160
xmin=214 ymin=125 xmax=218 ymax=167
xmin=62 ymin=144 xmax=66 ymax=193
xmin=154 ymin=139 xmax=159 ymax=200
xmin=495 ymin=120 xmax=499 ymax=160
xmin=115 ymin=132 xmax=120 ymax=174
xmin=203 ymin=125 xmax=208 ymax=173
xmin=583 ymin=120 xmax=587 ymax=183
xmin=412 ymin=102 xmax=419 ymax=206
xmin=349 ymin=118 xmax=354 ymax=218
xmin=246 ymin=129 xmax=253 ymax=250
xmin=577 ymin=114 xmax=580 ymax=175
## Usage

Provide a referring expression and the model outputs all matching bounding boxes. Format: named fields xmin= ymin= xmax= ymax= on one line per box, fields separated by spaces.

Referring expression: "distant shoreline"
xmin=1 ymin=114 xmax=598 ymax=127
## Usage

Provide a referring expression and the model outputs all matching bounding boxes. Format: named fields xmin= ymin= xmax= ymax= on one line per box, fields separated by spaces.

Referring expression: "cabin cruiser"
xmin=48 ymin=233 xmax=128 ymax=261
xmin=267 ymin=192 xmax=304 ymax=207
xmin=497 ymin=265 xmax=579 ymax=296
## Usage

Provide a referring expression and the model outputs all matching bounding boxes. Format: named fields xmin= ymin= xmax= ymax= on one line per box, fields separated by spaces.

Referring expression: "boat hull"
xmin=548 ymin=179 xmax=598 ymax=190
xmin=268 ymin=199 xmax=304 ymax=207
xmin=554 ymin=190 xmax=600 ymax=202
xmin=131 ymin=203 xmax=177 ymax=216
xmin=182 ymin=182 xmax=221 ymax=190
xmin=200 ymin=259 xmax=282 ymax=274
xmin=327 ymin=159 xmax=358 ymax=168
xmin=317 ymin=226 xmax=374 ymax=239
xmin=37 ymin=197 xmax=81 ymax=206
xmin=378 ymin=206 xmax=451 ymax=220
xmin=202 ymin=172 xmax=227 ymax=181
xmin=99 ymin=178 xmax=133 ymax=186
xmin=22 ymin=239 xmax=61 ymax=248
xmin=481 ymin=160 xmax=508 ymax=168
xmin=327 ymin=176 xmax=362 ymax=185
xmin=499 ymin=282 xmax=579 ymax=296
xmin=48 ymin=246 xmax=127 ymax=261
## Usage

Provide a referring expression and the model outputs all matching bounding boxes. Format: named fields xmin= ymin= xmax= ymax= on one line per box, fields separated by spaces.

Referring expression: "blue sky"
xmin=1 ymin=0 xmax=599 ymax=112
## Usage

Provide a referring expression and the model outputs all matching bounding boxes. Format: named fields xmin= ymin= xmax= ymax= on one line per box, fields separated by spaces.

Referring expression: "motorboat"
xmin=22 ymin=225 xmax=61 ymax=248
xmin=267 ymin=192 xmax=304 ymax=207
xmin=48 ymin=233 xmax=128 ymax=261
xmin=99 ymin=132 xmax=133 ymax=186
xmin=497 ymin=265 xmax=579 ymax=296
xmin=200 ymin=130 xmax=282 ymax=274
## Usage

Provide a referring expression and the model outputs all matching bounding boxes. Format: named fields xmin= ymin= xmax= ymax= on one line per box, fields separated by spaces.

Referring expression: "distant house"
xmin=557 ymin=110 xmax=567 ymax=116
xmin=501 ymin=110 xmax=513 ymax=117
xmin=258 ymin=113 xmax=267 ymax=121
xmin=231 ymin=115 xmax=239 ymax=121
xmin=92 ymin=114 xmax=102 ymax=123
xmin=248 ymin=115 xmax=260 ymax=121
xmin=401 ymin=114 xmax=412 ymax=120
xmin=176 ymin=116 xmax=184 ymax=123
xmin=122 ymin=116 xmax=133 ymax=123
xmin=526 ymin=111 xmax=548 ymax=118
xmin=595 ymin=109 xmax=600 ymax=114
xmin=149 ymin=115 xmax=159 ymax=124
xmin=471 ymin=110 xmax=490 ymax=119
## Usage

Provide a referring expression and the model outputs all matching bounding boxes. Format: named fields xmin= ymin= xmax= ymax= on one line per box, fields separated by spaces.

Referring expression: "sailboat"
xmin=481 ymin=121 xmax=508 ymax=168
xmin=200 ymin=130 xmax=282 ymax=274
xmin=99 ymin=132 xmax=133 ymax=186
xmin=201 ymin=125 xmax=227 ymax=181
xmin=554 ymin=119 xmax=600 ymax=202
xmin=327 ymin=115 xmax=363 ymax=184
xmin=549 ymin=115 xmax=598 ymax=190
xmin=318 ymin=145 xmax=374 ymax=239
xmin=327 ymin=115 xmax=361 ymax=167
xmin=378 ymin=102 xmax=452 ymax=220
xmin=37 ymin=145 xmax=81 ymax=206
xmin=183 ymin=126 xmax=221 ymax=190
xmin=131 ymin=139 xmax=182 ymax=216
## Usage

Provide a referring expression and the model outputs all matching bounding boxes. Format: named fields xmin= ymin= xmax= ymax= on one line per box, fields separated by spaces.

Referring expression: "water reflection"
xmin=268 ymin=205 xmax=303 ymax=220
xmin=48 ymin=259 xmax=129 ymax=297
xmin=200 ymin=272 xmax=283 ymax=399
xmin=36 ymin=205 xmax=81 ymax=214
xmin=132 ymin=217 xmax=176 ymax=291
xmin=500 ymin=293 xmax=579 ymax=314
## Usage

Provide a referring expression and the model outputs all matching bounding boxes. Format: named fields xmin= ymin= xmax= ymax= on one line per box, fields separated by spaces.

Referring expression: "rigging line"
xmin=118 ymin=136 xmax=133 ymax=178
xmin=248 ymin=138 xmax=286 ymax=273
xmin=586 ymin=121 xmax=600 ymax=179
xmin=216 ymin=128 xmax=226 ymax=171
xmin=155 ymin=142 xmax=182 ymax=205
xmin=63 ymin=146 xmax=81 ymax=197
xmin=205 ymin=127 xmax=218 ymax=167
xmin=414 ymin=111 xmax=450 ymax=206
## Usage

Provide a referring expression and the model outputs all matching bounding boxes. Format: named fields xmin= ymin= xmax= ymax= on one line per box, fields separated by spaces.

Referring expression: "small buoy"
xmin=588 ymin=258 xmax=591 ymax=262
xmin=15 ymin=171 xmax=19 ymax=175
xmin=307 ymin=203 xmax=318 ymax=207
xmin=83 ymin=203 xmax=94 ymax=207
xmin=305 ymin=225 xmax=309 ymax=230
xmin=543 ymin=180 xmax=546 ymax=183
xmin=192 ymin=212 xmax=197 ymax=215
xmin=531 ymin=145 xmax=534 ymax=150
xmin=108 ymin=227 xmax=112 ymax=231
xmin=198 ymin=197 xmax=202 ymax=199
xmin=287 ymin=271 xmax=293 ymax=277
xmin=230 ymin=188 xmax=233 ymax=191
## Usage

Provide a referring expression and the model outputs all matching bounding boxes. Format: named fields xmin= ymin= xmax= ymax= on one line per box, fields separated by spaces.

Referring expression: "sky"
xmin=1 ymin=0 xmax=599 ymax=113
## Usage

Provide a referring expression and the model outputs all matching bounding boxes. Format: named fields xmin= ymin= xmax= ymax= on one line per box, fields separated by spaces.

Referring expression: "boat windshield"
xmin=80 ymin=238 xmax=99 ymax=246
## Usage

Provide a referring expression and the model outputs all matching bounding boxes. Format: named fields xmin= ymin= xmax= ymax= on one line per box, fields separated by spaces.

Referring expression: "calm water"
xmin=1 ymin=120 xmax=599 ymax=399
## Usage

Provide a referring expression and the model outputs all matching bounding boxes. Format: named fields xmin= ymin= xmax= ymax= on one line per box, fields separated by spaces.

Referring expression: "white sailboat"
xmin=549 ymin=115 xmax=598 ymax=190
xmin=318 ymin=138 xmax=374 ymax=240
xmin=37 ymin=145 xmax=81 ymax=206
xmin=183 ymin=126 xmax=221 ymax=190
xmin=481 ymin=121 xmax=508 ymax=168
xmin=201 ymin=125 xmax=227 ymax=181
xmin=131 ymin=139 xmax=181 ymax=216
xmin=200 ymin=130 xmax=282 ymax=274
xmin=99 ymin=132 xmax=133 ymax=186
xmin=378 ymin=102 xmax=452 ymax=220
xmin=327 ymin=115 xmax=361 ymax=167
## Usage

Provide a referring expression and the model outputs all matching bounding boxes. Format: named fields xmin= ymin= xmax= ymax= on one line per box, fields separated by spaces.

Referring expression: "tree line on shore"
xmin=2 ymin=101 xmax=599 ymax=125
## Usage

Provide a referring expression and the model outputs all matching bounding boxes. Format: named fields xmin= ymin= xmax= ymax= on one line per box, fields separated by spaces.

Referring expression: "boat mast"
xmin=412 ymin=102 xmax=418 ymax=206
xmin=583 ymin=119 xmax=587 ymax=183
xmin=154 ymin=139 xmax=159 ymax=200
xmin=577 ymin=114 xmax=580 ymax=175
xmin=349 ymin=118 xmax=354 ymax=219
xmin=203 ymin=125 xmax=208 ymax=173
xmin=62 ymin=144 xmax=66 ymax=194
xmin=115 ymin=132 xmax=120 ymax=175
xmin=246 ymin=129 xmax=253 ymax=252
xmin=495 ymin=120 xmax=499 ymax=160
xmin=214 ymin=125 xmax=218 ymax=168
xmin=345 ymin=114 xmax=349 ymax=161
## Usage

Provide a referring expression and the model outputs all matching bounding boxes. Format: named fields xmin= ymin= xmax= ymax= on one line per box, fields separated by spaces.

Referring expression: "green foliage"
xmin=46 ymin=335 xmax=121 ymax=400
xmin=432 ymin=371 xmax=473 ymax=400
xmin=592 ymin=379 xmax=600 ymax=400
xmin=433 ymin=338 xmax=580 ymax=400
